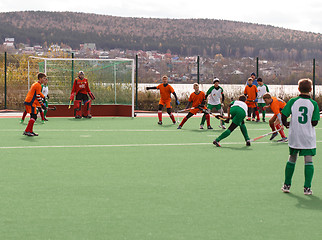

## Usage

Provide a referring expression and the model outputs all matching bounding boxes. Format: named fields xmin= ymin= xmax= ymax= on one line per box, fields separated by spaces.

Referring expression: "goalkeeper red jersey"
xmin=71 ymin=78 xmax=91 ymax=95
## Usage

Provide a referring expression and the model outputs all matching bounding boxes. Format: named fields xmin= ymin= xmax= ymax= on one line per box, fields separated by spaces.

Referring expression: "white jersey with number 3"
xmin=282 ymin=96 xmax=320 ymax=149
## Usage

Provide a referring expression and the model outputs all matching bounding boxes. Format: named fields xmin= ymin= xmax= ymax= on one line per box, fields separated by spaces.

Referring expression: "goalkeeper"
xmin=200 ymin=78 xmax=225 ymax=129
xmin=69 ymin=71 xmax=95 ymax=119
xmin=213 ymin=95 xmax=251 ymax=147
xmin=41 ymin=77 xmax=49 ymax=121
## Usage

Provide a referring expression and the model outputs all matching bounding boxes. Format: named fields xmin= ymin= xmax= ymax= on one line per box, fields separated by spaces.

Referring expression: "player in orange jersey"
xmin=69 ymin=71 xmax=95 ymax=119
xmin=146 ymin=75 xmax=179 ymax=125
xmin=177 ymin=83 xmax=211 ymax=129
xmin=244 ymin=78 xmax=260 ymax=122
xmin=23 ymin=73 xmax=48 ymax=136
xmin=263 ymin=93 xmax=287 ymax=142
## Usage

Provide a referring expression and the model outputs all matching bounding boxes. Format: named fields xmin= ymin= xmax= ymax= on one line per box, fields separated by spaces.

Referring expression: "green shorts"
xmin=230 ymin=106 xmax=246 ymax=126
xmin=207 ymin=103 xmax=222 ymax=111
xmin=258 ymin=103 xmax=266 ymax=107
xmin=289 ymin=147 xmax=316 ymax=156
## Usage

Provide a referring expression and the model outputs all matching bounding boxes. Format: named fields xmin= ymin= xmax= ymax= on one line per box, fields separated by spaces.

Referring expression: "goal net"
xmin=28 ymin=56 xmax=135 ymax=117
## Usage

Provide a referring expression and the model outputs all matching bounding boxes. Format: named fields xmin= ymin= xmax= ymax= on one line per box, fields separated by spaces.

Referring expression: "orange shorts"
xmin=246 ymin=101 xmax=256 ymax=108
xmin=25 ymin=105 xmax=37 ymax=114
xmin=159 ymin=99 xmax=172 ymax=108
xmin=190 ymin=106 xmax=206 ymax=115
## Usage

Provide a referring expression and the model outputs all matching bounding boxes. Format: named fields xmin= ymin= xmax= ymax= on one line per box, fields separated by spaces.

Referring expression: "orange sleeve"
xmin=156 ymin=84 xmax=162 ymax=90
xmin=244 ymin=86 xmax=247 ymax=95
xmin=169 ymin=85 xmax=174 ymax=93
xmin=188 ymin=93 xmax=193 ymax=102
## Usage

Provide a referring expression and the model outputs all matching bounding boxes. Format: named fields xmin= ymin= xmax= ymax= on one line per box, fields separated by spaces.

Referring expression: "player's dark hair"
xmin=238 ymin=95 xmax=246 ymax=102
xmin=298 ymin=78 xmax=312 ymax=93
xmin=37 ymin=73 xmax=46 ymax=80
xmin=263 ymin=93 xmax=271 ymax=99
xmin=257 ymin=78 xmax=262 ymax=82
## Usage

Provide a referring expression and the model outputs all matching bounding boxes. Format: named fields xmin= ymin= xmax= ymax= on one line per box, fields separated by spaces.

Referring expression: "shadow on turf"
xmin=218 ymin=146 xmax=253 ymax=151
xmin=287 ymin=194 xmax=322 ymax=211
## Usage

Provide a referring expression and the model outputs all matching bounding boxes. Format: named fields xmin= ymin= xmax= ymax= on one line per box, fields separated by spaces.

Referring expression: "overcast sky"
xmin=1 ymin=0 xmax=322 ymax=34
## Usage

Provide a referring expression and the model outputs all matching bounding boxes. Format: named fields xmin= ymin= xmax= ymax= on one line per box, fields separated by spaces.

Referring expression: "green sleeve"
xmin=312 ymin=100 xmax=320 ymax=121
xmin=281 ymin=98 xmax=297 ymax=117
xmin=265 ymin=84 xmax=269 ymax=92
xmin=207 ymin=86 xmax=215 ymax=95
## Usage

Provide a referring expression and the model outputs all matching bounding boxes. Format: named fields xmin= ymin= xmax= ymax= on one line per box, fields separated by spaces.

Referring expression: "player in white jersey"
xmin=281 ymin=79 xmax=320 ymax=195
xmin=213 ymin=95 xmax=251 ymax=147
xmin=41 ymin=79 xmax=49 ymax=121
xmin=200 ymin=78 xmax=225 ymax=129
xmin=256 ymin=78 xmax=269 ymax=122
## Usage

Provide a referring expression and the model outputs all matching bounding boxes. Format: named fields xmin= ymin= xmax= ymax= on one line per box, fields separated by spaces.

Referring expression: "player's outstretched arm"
xmin=146 ymin=86 xmax=157 ymax=90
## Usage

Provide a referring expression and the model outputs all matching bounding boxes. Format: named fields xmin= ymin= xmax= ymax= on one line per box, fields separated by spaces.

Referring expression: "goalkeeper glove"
xmin=69 ymin=93 xmax=75 ymax=101
xmin=176 ymin=100 xmax=180 ymax=105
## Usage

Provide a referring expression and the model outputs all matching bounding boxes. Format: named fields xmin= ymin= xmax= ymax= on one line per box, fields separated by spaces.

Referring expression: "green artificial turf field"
xmin=1 ymin=116 xmax=322 ymax=240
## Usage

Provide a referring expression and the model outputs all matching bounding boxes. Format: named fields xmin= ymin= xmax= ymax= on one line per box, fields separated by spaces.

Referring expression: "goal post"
xmin=28 ymin=56 xmax=135 ymax=117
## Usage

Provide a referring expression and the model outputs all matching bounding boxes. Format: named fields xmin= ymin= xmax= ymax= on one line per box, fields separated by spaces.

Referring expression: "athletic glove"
xmin=176 ymin=100 xmax=180 ymax=105
xmin=47 ymin=95 xmax=50 ymax=99
xmin=69 ymin=93 xmax=75 ymax=101
xmin=284 ymin=121 xmax=290 ymax=129
xmin=41 ymin=104 xmax=47 ymax=111
xmin=88 ymin=92 xmax=95 ymax=100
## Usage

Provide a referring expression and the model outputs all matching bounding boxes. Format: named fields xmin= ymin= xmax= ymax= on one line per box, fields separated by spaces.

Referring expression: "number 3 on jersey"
xmin=298 ymin=106 xmax=308 ymax=124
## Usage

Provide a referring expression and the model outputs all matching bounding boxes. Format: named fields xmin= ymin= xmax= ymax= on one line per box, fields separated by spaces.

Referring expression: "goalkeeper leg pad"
xmin=84 ymin=100 xmax=92 ymax=118
xmin=74 ymin=100 xmax=82 ymax=118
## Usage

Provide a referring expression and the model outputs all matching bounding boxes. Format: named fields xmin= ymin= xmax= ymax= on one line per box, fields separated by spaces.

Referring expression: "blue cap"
xmin=251 ymin=72 xmax=256 ymax=76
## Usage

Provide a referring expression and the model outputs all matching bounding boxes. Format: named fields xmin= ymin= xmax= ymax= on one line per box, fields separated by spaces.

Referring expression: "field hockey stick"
xmin=47 ymin=106 xmax=56 ymax=111
xmin=250 ymin=128 xmax=282 ymax=142
xmin=68 ymin=100 xmax=72 ymax=109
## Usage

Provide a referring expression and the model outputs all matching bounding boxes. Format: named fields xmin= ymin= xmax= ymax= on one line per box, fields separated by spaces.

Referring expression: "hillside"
xmin=1 ymin=11 xmax=322 ymax=60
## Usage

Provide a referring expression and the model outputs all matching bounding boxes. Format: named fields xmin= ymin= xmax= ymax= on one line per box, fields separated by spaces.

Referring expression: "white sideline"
xmin=0 ymin=141 xmax=273 ymax=149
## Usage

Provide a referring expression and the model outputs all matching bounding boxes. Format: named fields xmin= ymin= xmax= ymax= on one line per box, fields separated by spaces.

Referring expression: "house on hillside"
xmin=3 ymin=38 xmax=15 ymax=49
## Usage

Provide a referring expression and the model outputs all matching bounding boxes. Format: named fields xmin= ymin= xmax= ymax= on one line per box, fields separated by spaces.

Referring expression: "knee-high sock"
xmin=216 ymin=129 xmax=231 ymax=142
xmin=179 ymin=117 xmax=188 ymax=127
xmin=22 ymin=111 xmax=27 ymax=120
xmin=240 ymin=124 xmax=250 ymax=141
xmin=158 ymin=111 xmax=162 ymax=122
xmin=200 ymin=114 xmax=206 ymax=125
xmin=276 ymin=124 xmax=286 ymax=138
xmin=304 ymin=163 xmax=314 ymax=188
xmin=169 ymin=113 xmax=176 ymax=123
xmin=206 ymin=114 xmax=210 ymax=126
xmin=284 ymin=161 xmax=296 ymax=186
xmin=40 ymin=111 xmax=45 ymax=121
xmin=255 ymin=110 xmax=260 ymax=120
xmin=25 ymin=118 xmax=35 ymax=133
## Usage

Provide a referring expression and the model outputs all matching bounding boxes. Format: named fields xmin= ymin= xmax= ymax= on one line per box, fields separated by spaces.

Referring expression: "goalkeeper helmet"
xmin=213 ymin=78 xmax=220 ymax=83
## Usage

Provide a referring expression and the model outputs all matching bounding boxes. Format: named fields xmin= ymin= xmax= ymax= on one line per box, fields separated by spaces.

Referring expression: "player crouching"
xmin=213 ymin=95 xmax=251 ymax=147
xmin=177 ymin=83 xmax=211 ymax=129
xmin=69 ymin=71 xmax=95 ymax=119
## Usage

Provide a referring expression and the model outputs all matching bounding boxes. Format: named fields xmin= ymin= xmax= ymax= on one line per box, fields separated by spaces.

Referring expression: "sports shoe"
xmin=200 ymin=125 xmax=204 ymax=129
xmin=75 ymin=115 xmax=82 ymax=119
xmin=304 ymin=187 xmax=313 ymax=195
xmin=277 ymin=137 xmax=288 ymax=143
xmin=269 ymin=132 xmax=278 ymax=140
xmin=256 ymin=119 xmax=260 ymax=122
xmin=262 ymin=118 xmax=266 ymax=122
xmin=158 ymin=121 xmax=162 ymax=125
xmin=41 ymin=120 xmax=45 ymax=124
xmin=213 ymin=140 xmax=221 ymax=147
xmin=246 ymin=118 xmax=251 ymax=121
xmin=23 ymin=131 xmax=33 ymax=136
xmin=281 ymin=184 xmax=291 ymax=193
xmin=20 ymin=119 xmax=24 ymax=124
xmin=44 ymin=118 xmax=48 ymax=121
xmin=246 ymin=140 xmax=251 ymax=146
xmin=87 ymin=115 xmax=92 ymax=119
xmin=207 ymin=125 xmax=213 ymax=130
xmin=252 ymin=118 xmax=255 ymax=121
xmin=221 ymin=125 xmax=226 ymax=129
xmin=177 ymin=125 xmax=182 ymax=129
xmin=31 ymin=132 xmax=39 ymax=136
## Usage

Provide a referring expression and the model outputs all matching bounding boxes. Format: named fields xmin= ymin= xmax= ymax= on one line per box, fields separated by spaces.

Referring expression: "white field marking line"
xmin=0 ymin=141 xmax=278 ymax=150
xmin=3 ymin=140 xmax=322 ymax=150
xmin=4 ymin=127 xmax=322 ymax=132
